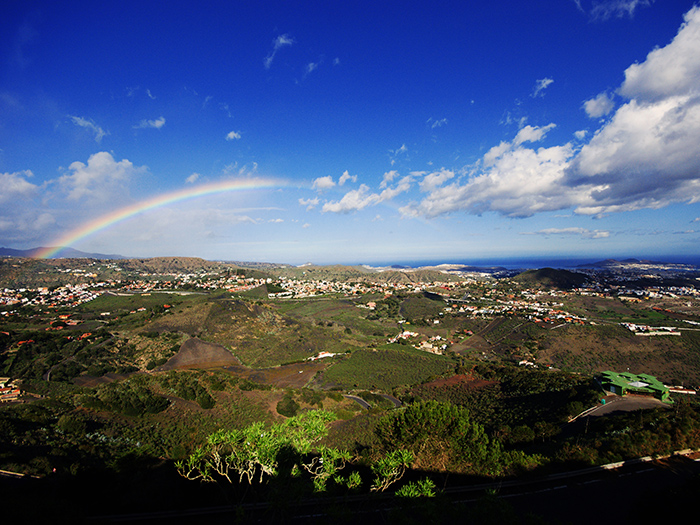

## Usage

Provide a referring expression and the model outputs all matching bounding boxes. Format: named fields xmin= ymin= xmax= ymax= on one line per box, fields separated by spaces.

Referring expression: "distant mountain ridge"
xmin=0 ymin=246 xmax=126 ymax=260
xmin=576 ymin=258 xmax=691 ymax=269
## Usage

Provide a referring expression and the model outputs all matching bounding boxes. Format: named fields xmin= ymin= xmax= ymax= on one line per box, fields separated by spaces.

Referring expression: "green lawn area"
xmin=319 ymin=343 xmax=455 ymax=392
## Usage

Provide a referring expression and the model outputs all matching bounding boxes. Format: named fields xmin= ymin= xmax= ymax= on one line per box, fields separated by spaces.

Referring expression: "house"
xmin=0 ymin=378 xmax=21 ymax=402
xmin=600 ymin=371 xmax=671 ymax=402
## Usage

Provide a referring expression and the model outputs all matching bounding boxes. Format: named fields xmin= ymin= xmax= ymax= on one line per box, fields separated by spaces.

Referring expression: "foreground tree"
xmin=176 ymin=410 xmax=353 ymax=491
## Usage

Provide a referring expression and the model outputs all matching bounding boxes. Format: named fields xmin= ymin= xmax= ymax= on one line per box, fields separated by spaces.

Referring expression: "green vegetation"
xmin=3 ymin=257 xmax=700 ymax=521
xmin=320 ymin=344 xmax=455 ymax=391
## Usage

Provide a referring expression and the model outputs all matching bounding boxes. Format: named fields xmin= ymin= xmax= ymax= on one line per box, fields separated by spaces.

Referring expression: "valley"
xmin=1 ymin=255 xmax=700 ymax=523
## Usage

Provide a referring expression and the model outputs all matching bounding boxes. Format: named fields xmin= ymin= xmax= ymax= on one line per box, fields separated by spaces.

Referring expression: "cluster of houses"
xmin=620 ymin=323 xmax=681 ymax=336
xmin=444 ymin=298 xmax=587 ymax=326
xmin=1 ymin=283 xmax=102 ymax=309
xmin=270 ymin=276 xmax=453 ymax=299
xmin=0 ymin=377 xmax=21 ymax=403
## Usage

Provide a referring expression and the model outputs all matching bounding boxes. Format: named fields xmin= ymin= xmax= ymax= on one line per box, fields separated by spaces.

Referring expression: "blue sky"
xmin=2 ymin=0 xmax=700 ymax=265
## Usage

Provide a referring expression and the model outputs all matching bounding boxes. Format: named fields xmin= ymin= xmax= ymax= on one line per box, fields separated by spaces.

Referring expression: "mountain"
xmin=0 ymin=246 xmax=126 ymax=259
xmin=513 ymin=268 xmax=589 ymax=289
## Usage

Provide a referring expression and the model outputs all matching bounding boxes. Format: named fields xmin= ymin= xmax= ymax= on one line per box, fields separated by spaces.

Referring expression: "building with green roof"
xmin=600 ymin=371 xmax=671 ymax=403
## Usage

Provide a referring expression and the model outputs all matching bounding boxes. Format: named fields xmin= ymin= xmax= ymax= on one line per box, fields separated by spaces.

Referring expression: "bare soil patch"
xmin=226 ymin=360 xmax=328 ymax=389
xmin=159 ymin=337 xmax=241 ymax=371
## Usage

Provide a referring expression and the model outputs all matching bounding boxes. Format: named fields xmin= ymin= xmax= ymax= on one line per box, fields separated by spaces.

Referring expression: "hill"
xmin=513 ymin=267 xmax=589 ymax=289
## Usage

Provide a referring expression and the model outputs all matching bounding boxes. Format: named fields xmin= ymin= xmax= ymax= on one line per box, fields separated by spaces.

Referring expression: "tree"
xmin=176 ymin=410 xmax=344 ymax=488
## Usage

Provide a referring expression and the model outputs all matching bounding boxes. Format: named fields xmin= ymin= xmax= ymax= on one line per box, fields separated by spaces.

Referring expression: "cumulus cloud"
xmin=532 ymin=77 xmax=554 ymax=97
xmin=583 ymin=92 xmax=615 ymax=118
xmin=522 ymin=227 xmax=610 ymax=239
xmin=339 ymin=170 xmax=357 ymax=185
xmin=58 ymin=151 xmax=146 ymax=203
xmin=514 ymin=123 xmax=556 ymax=145
xmin=69 ymin=115 xmax=108 ymax=142
xmin=402 ymin=6 xmax=700 ymax=221
xmin=264 ymin=33 xmax=294 ymax=69
xmin=0 ymin=170 xmax=38 ymax=203
xmin=186 ymin=172 xmax=201 ymax=184
xmin=226 ymin=130 xmax=241 ymax=140
xmin=380 ymin=170 xmax=399 ymax=189
xmin=574 ymin=130 xmax=588 ymax=140
xmin=401 ymin=138 xmax=575 ymax=219
xmin=620 ymin=9 xmax=700 ymax=101
xmin=322 ymin=176 xmax=412 ymax=214
xmin=419 ymin=168 xmax=455 ymax=192
xmin=299 ymin=197 xmax=319 ymax=210
xmin=564 ymin=6 xmax=700 ymax=215
xmin=312 ymin=175 xmax=336 ymax=190
xmin=321 ymin=185 xmax=378 ymax=213
xmin=134 ymin=116 xmax=165 ymax=129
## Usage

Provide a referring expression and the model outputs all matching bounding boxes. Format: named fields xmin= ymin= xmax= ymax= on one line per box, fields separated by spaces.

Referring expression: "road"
xmin=572 ymin=395 xmax=670 ymax=422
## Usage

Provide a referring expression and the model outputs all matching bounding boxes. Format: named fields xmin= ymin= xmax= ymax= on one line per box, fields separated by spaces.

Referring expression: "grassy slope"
xmin=319 ymin=343 xmax=455 ymax=392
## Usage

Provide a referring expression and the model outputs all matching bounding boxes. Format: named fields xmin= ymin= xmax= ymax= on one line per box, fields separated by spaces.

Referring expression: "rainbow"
xmin=36 ymin=177 xmax=281 ymax=259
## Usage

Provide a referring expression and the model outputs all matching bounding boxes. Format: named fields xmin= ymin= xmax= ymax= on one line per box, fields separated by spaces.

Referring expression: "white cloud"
xmin=306 ymin=62 xmax=319 ymax=74
xmin=186 ymin=172 xmax=201 ymax=184
xmin=591 ymin=0 xmax=654 ymax=20
xmin=322 ymin=184 xmax=379 ymax=213
xmin=264 ymin=33 xmax=294 ymax=69
xmin=134 ymin=116 xmax=165 ymax=129
xmin=567 ymin=94 xmax=700 ymax=215
xmin=58 ymin=151 xmax=147 ymax=203
xmin=428 ymin=117 xmax=448 ymax=128
xmin=583 ymin=92 xmax=615 ymax=118
xmin=532 ymin=77 xmax=554 ymax=97
xmin=522 ymin=227 xmax=610 ymax=239
xmin=69 ymin=115 xmax=108 ymax=142
xmin=299 ymin=197 xmax=319 ymax=210
xmin=146 ymin=89 xmax=156 ymax=99
xmin=620 ymin=7 xmax=700 ymax=101
xmin=380 ymin=170 xmax=399 ymax=189
xmin=378 ymin=175 xmax=412 ymax=201
xmin=226 ymin=130 xmax=242 ymax=141
xmin=322 ymin=177 xmax=412 ymax=213
xmin=338 ymin=170 xmax=357 ymax=185
xmin=0 ymin=170 xmax=38 ymax=203
xmin=419 ymin=168 xmax=455 ymax=192
xmin=312 ymin=175 xmax=336 ymax=190
xmin=0 ymin=211 xmax=55 ymax=244
xmin=574 ymin=129 xmax=588 ymax=140
xmin=402 ymin=6 xmax=700 ymax=221
xmin=513 ymin=123 xmax=556 ymax=145
xmin=401 ymin=140 xmax=575 ymax=219
xmin=389 ymin=144 xmax=408 ymax=165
